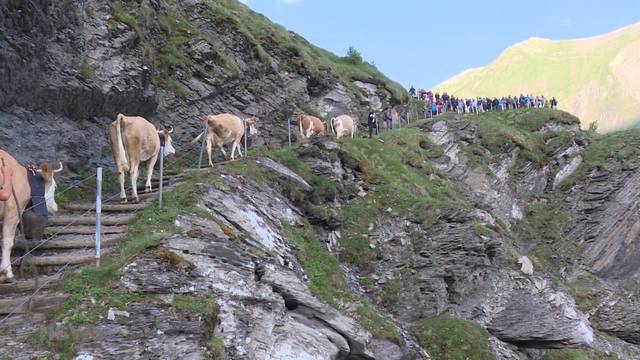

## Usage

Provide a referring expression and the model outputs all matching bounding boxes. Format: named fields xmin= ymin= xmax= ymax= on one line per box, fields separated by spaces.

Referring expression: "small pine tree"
xmin=344 ymin=46 xmax=363 ymax=65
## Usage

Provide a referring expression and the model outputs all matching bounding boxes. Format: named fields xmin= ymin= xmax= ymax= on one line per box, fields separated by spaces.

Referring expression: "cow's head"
xmin=37 ymin=162 xmax=63 ymax=214
xmin=246 ymin=116 xmax=258 ymax=136
xmin=158 ymin=126 xmax=176 ymax=157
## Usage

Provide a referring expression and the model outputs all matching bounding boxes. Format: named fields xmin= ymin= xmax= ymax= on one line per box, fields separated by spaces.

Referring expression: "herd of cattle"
xmin=0 ymin=111 xmax=358 ymax=283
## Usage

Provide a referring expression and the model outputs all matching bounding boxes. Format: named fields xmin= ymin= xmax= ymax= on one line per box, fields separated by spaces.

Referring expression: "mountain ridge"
xmin=434 ymin=23 xmax=640 ymax=132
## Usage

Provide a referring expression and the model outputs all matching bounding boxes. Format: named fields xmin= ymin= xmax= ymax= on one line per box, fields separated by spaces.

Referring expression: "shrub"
xmin=343 ymin=46 xmax=363 ymax=65
xmin=413 ymin=316 xmax=495 ymax=360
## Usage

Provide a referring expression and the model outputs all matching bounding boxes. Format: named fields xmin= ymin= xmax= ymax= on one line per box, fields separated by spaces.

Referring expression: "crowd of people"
xmin=409 ymin=87 xmax=558 ymax=116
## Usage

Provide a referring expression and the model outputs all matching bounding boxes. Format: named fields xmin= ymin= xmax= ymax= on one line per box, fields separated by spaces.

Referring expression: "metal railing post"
xmin=198 ymin=124 xmax=207 ymax=169
xmin=287 ymin=118 xmax=291 ymax=147
xmin=159 ymin=146 xmax=164 ymax=208
xmin=243 ymin=117 xmax=248 ymax=160
xmin=95 ymin=167 xmax=102 ymax=266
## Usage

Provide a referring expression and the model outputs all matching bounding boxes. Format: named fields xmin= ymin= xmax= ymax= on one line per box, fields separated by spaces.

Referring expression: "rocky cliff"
xmin=4 ymin=108 xmax=640 ymax=360
xmin=3 ymin=1 xmax=640 ymax=359
xmin=0 ymin=0 xmax=406 ymax=170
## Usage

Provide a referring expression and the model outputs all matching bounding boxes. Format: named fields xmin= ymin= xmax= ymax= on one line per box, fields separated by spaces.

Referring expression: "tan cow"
xmin=0 ymin=150 xmax=62 ymax=282
xmin=190 ymin=113 xmax=258 ymax=166
xmin=297 ymin=114 xmax=325 ymax=139
xmin=330 ymin=115 xmax=356 ymax=139
xmin=109 ymin=113 xmax=175 ymax=204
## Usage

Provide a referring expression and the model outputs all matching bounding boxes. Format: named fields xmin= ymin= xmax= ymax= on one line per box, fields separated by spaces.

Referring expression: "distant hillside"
xmin=433 ymin=23 xmax=640 ymax=132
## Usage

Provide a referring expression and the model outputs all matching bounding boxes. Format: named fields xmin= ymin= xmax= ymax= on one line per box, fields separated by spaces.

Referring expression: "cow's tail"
xmin=114 ymin=113 xmax=129 ymax=172
xmin=298 ymin=115 xmax=304 ymax=138
xmin=329 ymin=118 xmax=338 ymax=136
xmin=191 ymin=117 xmax=210 ymax=145
xmin=191 ymin=131 xmax=204 ymax=146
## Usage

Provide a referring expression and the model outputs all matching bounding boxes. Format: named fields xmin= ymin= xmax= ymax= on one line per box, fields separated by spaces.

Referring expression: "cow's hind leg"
xmin=0 ymin=216 xmax=17 ymax=282
xmin=207 ymin=134 xmax=214 ymax=167
xmin=130 ymin=165 xmax=140 ymax=203
xmin=237 ymin=142 xmax=243 ymax=158
xmin=118 ymin=171 xmax=127 ymax=204
xmin=219 ymin=144 xmax=228 ymax=160
xmin=145 ymin=155 xmax=158 ymax=193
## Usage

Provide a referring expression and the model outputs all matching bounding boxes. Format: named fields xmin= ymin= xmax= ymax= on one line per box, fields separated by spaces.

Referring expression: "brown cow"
xmin=330 ymin=115 xmax=356 ymax=139
xmin=0 ymin=150 xmax=62 ymax=282
xmin=297 ymin=114 xmax=325 ymax=139
xmin=109 ymin=113 xmax=175 ymax=204
xmin=190 ymin=113 xmax=258 ymax=166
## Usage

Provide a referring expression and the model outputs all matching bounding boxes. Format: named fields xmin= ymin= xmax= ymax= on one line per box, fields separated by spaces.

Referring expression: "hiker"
xmin=409 ymin=86 xmax=416 ymax=98
xmin=385 ymin=108 xmax=393 ymax=130
xmin=368 ymin=110 xmax=378 ymax=137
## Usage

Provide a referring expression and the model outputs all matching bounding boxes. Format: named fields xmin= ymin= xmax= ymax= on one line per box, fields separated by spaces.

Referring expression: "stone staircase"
xmin=0 ymin=172 xmax=184 ymax=321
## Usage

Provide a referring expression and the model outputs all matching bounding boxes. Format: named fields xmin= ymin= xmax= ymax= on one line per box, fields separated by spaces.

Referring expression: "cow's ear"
xmin=39 ymin=163 xmax=53 ymax=182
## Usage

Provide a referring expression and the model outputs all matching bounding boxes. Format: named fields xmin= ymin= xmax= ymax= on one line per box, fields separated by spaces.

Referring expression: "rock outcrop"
xmin=0 ymin=0 xmax=404 ymax=171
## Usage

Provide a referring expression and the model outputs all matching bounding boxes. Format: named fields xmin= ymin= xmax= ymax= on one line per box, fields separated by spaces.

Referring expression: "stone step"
xmin=65 ymin=202 xmax=147 ymax=212
xmin=17 ymin=249 xmax=111 ymax=267
xmin=13 ymin=234 xmax=121 ymax=252
xmin=0 ymin=274 xmax=62 ymax=295
xmin=45 ymin=225 xmax=129 ymax=235
xmin=0 ymin=292 xmax=69 ymax=314
xmin=48 ymin=213 xmax=137 ymax=226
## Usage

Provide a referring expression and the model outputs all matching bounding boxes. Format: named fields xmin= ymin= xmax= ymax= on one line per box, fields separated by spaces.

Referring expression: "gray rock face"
xmin=77 ymin=302 xmax=208 ymax=359
xmin=0 ymin=0 xmax=396 ymax=175
xmin=488 ymin=292 xmax=593 ymax=348
xmin=596 ymin=300 xmax=640 ymax=345
xmin=80 ymin=172 xmax=383 ymax=359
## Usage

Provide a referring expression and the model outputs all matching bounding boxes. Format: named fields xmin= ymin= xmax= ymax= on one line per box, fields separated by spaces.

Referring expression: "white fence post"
xmin=198 ymin=124 xmax=207 ymax=169
xmin=287 ymin=118 xmax=292 ymax=147
xmin=95 ymin=167 xmax=102 ymax=266
xmin=243 ymin=118 xmax=248 ymax=159
xmin=159 ymin=146 xmax=164 ymax=208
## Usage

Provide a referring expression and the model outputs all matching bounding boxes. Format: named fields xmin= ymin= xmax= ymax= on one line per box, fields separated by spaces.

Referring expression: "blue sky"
xmin=242 ymin=0 xmax=640 ymax=90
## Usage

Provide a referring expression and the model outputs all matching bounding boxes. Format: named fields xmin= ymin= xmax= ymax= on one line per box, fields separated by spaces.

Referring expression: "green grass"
xmin=413 ymin=316 xmax=495 ymax=360
xmin=281 ymin=220 xmax=400 ymax=342
xmin=515 ymin=198 xmax=569 ymax=242
xmin=50 ymin=171 xmax=205 ymax=325
xmin=440 ymin=108 xmax=580 ymax=169
xmin=380 ymin=276 xmax=402 ymax=307
xmin=171 ymin=294 xmax=218 ymax=316
xmin=565 ymin=274 xmax=603 ymax=313
xmin=108 ymin=2 xmax=240 ymax=97
xmin=207 ymin=337 xmax=225 ymax=359
xmin=355 ymin=302 xmax=401 ymax=342
xmin=281 ymin=221 xmax=349 ymax=306
xmin=25 ymin=328 xmax=84 ymax=360
xmin=106 ymin=0 xmax=407 ymax=102
xmin=542 ymin=349 xmax=621 ymax=360
xmin=202 ymin=0 xmax=408 ymax=103
xmin=77 ymin=61 xmax=94 ymax=79
xmin=338 ymin=127 xmax=466 ymax=266
xmin=562 ymin=128 xmax=640 ymax=187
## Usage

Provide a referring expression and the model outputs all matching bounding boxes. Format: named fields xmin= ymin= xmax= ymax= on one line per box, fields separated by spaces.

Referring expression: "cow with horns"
xmin=109 ymin=113 xmax=175 ymax=204
xmin=0 ymin=150 xmax=63 ymax=282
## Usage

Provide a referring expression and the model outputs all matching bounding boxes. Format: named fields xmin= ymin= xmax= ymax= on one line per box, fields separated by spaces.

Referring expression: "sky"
xmin=241 ymin=0 xmax=640 ymax=90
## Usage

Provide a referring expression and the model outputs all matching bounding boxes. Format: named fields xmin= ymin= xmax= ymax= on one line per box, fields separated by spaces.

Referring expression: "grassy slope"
xmin=108 ymin=0 xmax=408 ymax=103
xmin=39 ymin=108 xmax=640 ymax=358
xmin=433 ymin=24 xmax=640 ymax=132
